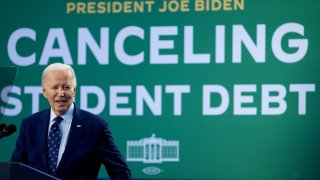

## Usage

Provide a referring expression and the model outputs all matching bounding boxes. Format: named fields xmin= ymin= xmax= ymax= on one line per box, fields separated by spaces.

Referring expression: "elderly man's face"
xmin=42 ymin=69 xmax=76 ymax=116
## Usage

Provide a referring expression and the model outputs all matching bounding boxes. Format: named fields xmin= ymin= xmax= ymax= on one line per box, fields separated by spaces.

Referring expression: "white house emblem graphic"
xmin=126 ymin=134 xmax=180 ymax=163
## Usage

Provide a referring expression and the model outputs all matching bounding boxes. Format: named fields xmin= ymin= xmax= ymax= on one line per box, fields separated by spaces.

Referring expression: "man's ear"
xmin=42 ymin=86 xmax=47 ymax=98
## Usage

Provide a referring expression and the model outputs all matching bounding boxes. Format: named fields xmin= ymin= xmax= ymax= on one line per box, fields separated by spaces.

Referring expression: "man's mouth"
xmin=55 ymin=100 xmax=67 ymax=104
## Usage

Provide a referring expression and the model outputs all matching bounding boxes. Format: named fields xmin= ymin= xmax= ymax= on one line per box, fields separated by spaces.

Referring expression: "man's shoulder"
xmin=23 ymin=108 xmax=50 ymax=123
xmin=76 ymin=108 xmax=107 ymax=125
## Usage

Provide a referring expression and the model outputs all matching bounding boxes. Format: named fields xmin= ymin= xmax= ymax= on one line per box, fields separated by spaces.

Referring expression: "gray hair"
xmin=41 ymin=63 xmax=77 ymax=88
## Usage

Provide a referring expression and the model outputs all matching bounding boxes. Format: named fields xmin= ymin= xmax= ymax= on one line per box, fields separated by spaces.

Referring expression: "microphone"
xmin=0 ymin=124 xmax=17 ymax=139
xmin=0 ymin=123 xmax=7 ymax=131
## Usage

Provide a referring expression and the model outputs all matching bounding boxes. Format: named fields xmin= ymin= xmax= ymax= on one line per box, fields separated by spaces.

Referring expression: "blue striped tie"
xmin=47 ymin=116 xmax=63 ymax=175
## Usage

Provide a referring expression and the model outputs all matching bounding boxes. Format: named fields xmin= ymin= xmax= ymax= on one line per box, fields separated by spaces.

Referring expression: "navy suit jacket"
xmin=11 ymin=105 xmax=131 ymax=180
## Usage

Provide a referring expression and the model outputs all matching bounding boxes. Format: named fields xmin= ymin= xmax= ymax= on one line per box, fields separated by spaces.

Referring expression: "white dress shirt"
xmin=48 ymin=103 xmax=74 ymax=166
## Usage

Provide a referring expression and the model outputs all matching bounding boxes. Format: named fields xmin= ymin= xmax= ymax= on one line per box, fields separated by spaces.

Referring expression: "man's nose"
xmin=58 ymin=88 xmax=65 ymax=96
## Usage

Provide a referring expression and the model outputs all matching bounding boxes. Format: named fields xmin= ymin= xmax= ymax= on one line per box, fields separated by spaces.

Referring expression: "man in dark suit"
xmin=11 ymin=63 xmax=131 ymax=180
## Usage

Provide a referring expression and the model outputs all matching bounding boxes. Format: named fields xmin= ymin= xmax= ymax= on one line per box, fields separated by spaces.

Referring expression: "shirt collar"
xmin=50 ymin=103 xmax=74 ymax=124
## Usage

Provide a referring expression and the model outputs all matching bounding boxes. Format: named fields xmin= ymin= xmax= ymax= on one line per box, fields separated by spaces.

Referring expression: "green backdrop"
xmin=1 ymin=0 xmax=320 ymax=179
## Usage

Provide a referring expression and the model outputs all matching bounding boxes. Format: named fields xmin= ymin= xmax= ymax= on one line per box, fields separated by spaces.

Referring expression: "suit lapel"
xmin=38 ymin=109 xmax=51 ymax=172
xmin=56 ymin=106 xmax=84 ymax=173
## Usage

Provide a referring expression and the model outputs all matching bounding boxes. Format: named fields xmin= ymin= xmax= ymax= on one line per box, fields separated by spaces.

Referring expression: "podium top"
xmin=0 ymin=162 xmax=60 ymax=180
